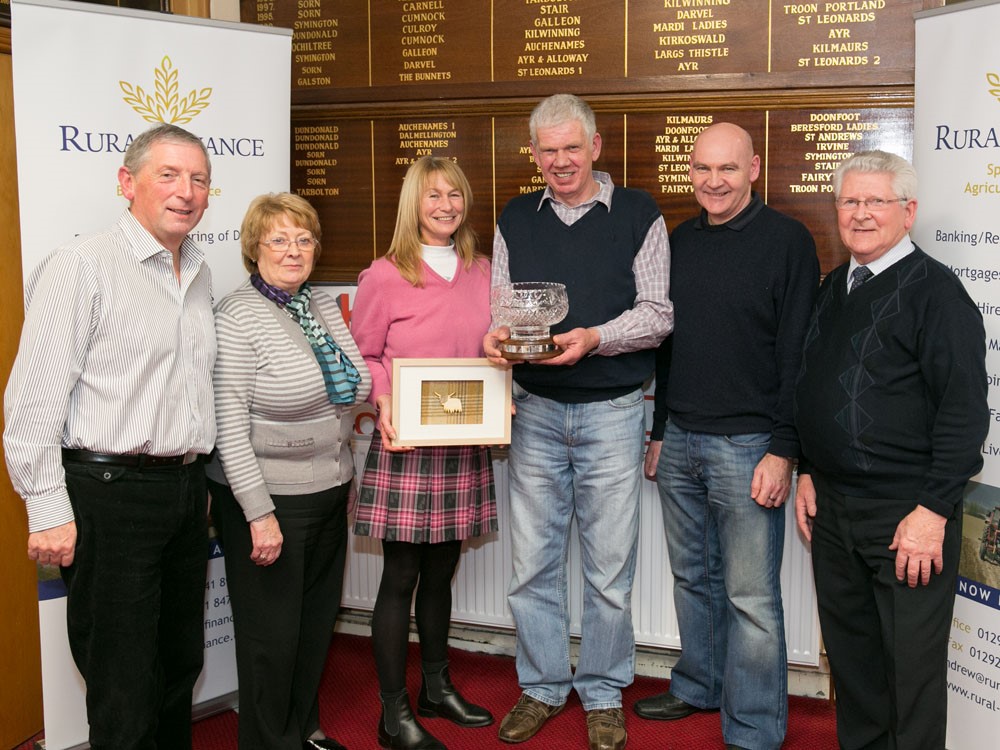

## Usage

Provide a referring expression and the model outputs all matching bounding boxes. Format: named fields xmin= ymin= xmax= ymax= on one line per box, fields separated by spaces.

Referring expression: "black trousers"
xmin=810 ymin=473 xmax=960 ymax=750
xmin=209 ymin=479 xmax=349 ymax=750
xmin=62 ymin=460 xmax=208 ymax=750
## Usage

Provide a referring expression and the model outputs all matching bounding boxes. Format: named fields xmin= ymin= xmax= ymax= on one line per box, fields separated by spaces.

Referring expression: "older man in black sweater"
xmin=794 ymin=151 xmax=988 ymax=750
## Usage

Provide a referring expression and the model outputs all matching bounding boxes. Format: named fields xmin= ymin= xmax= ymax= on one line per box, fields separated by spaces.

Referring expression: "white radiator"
xmin=343 ymin=438 xmax=820 ymax=666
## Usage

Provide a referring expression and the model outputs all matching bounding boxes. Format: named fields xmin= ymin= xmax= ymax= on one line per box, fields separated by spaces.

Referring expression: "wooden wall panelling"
xmin=254 ymin=0 xmax=935 ymax=280
xmin=767 ymin=104 xmax=914 ymax=271
xmin=0 ymin=25 xmax=45 ymax=750
xmin=293 ymin=94 xmax=913 ymax=281
xmin=242 ymin=0 xmax=935 ymax=104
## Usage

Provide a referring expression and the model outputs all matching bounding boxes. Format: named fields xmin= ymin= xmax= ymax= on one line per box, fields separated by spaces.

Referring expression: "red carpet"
xmin=188 ymin=633 xmax=838 ymax=750
xmin=15 ymin=633 xmax=836 ymax=749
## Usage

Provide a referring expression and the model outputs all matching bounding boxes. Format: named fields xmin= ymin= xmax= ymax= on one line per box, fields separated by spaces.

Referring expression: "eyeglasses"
xmin=834 ymin=197 xmax=908 ymax=212
xmin=260 ymin=237 xmax=317 ymax=252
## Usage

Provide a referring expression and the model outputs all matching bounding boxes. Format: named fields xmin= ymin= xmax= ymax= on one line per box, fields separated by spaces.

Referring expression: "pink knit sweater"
xmin=351 ymin=256 xmax=492 ymax=404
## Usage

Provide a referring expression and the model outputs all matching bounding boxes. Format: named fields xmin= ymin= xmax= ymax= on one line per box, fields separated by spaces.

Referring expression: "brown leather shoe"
xmin=498 ymin=693 xmax=565 ymax=743
xmin=586 ymin=707 xmax=627 ymax=750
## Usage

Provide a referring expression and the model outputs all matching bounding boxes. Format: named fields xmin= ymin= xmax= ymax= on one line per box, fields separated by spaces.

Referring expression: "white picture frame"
xmin=390 ymin=358 xmax=513 ymax=447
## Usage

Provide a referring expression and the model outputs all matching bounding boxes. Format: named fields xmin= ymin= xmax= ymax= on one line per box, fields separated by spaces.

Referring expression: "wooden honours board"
xmin=245 ymin=0 xmax=939 ymax=281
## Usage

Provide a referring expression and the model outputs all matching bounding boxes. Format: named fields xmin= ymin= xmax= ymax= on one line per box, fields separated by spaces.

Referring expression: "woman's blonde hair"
xmin=240 ymin=192 xmax=322 ymax=274
xmin=386 ymin=156 xmax=481 ymax=286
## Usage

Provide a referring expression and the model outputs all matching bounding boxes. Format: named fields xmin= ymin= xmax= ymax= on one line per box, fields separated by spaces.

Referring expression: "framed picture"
xmin=390 ymin=358 xmax=512 ymax=447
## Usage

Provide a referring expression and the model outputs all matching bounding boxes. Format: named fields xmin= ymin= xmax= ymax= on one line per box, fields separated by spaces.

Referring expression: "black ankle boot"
xmin=378 ymin=690 xmax=446 ymax=750
xmin=417 ymin=663 xmax=494 ymax=728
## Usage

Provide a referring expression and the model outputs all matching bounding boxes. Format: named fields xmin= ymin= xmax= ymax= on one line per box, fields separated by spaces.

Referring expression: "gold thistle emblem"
xmin=120 ymin=56 xmax=211 ymax=124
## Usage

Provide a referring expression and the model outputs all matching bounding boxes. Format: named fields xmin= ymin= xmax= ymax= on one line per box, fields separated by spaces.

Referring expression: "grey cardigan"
xmin=205 ymin=280 xmax=371 ymax=521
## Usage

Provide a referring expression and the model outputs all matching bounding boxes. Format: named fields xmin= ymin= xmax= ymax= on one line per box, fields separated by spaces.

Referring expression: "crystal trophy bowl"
xmin=490 ymin=282 xmax=569 ymax=360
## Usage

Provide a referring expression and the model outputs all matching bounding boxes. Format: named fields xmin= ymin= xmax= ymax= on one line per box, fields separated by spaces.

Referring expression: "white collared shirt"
xmin=3 ymin=210 xmax=217 ymax=532
xmin=846 ymin=236 xmax=916 ymax=292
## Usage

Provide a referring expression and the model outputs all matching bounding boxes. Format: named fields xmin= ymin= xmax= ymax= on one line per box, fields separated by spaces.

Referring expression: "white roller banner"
xmin=10 ymin=1 xmax=291 ymax=747
xmin=914 ymin=0 xmax=1000 ymax=745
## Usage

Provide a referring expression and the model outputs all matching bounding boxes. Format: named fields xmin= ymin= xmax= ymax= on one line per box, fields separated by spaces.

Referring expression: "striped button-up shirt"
xmin=3 ymin=210 xmax=217 ymax=532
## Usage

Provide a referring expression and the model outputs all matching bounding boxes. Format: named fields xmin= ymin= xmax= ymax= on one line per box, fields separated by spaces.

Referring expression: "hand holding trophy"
xmin=490 ymin=282 xmax=569 ymax=361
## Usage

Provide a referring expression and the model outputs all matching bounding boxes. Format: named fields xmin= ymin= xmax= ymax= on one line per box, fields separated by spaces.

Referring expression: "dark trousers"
xmin=209 ymin=479 xmax=349 ymax=750
xmin=62 ymin=460 xmax=208 ymax=750
xmin=810 ymin=473 xmax=960 ymax=750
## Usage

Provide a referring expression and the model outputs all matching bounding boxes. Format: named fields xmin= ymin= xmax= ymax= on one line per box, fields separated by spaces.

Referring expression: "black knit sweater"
xmin=650 ymin=195 xmax=819 ymax=458
xmin=794 ymin=246 xmax=988 ymax=517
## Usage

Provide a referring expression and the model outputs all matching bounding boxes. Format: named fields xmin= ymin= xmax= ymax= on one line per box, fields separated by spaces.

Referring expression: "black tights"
xmin=371 ymin=539 xmax=463 ymax=693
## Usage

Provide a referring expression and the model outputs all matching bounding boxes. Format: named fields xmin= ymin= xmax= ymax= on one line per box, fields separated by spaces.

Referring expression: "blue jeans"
xmin=658 ymin=422 xmax=787 ymax=750
xmin=507 ymin=384 xmax=644 ymax=710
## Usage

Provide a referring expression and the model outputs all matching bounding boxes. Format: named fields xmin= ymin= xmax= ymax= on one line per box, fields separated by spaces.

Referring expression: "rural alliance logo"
xmin=59 ymin=54 xmax=264 ymax=157
xmin=119 ymin=56 xmax=212 ymax=124
xmin=990 ymin=71 xmax=1000 ymax=105
xmin=933 ymin=69 xmax=1000 ymax=152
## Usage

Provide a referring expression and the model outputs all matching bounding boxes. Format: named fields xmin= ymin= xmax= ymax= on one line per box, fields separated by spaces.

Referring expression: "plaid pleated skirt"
xmin=353 ymin=430 xmax=498 ymax=544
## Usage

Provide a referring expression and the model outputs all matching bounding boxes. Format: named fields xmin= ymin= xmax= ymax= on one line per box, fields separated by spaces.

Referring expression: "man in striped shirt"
xmin=4 ymin=123 xmax=216 ymax=750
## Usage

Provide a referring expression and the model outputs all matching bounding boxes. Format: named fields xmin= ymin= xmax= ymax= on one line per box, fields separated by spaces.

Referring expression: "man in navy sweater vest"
xmin=484 ymin=94 xmax=673 ymax=750
xmin=795 ymin=151 xmax=987 ymax=750
xmin=634 ymin=123 xmax=819 ymax=750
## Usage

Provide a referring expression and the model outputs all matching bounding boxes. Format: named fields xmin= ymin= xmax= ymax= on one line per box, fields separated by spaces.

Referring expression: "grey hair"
xmin=832 ymin=150 xmax=916 ymax=200
xmin=529 ymin=94 xmax=597 ymax=145
xmin=123 ymin=123 xmax=211 ymax=177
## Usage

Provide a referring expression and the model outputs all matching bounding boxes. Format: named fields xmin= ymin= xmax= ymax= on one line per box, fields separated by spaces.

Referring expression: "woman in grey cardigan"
xmin=206 ymin=193 xmax=371 ymax=750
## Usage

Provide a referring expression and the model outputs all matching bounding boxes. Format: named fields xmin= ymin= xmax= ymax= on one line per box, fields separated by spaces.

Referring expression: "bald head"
xmin=689 ymin=123 xmax=760 ymax=225
xmin=693 ymin=123 xmax=754 ymax=162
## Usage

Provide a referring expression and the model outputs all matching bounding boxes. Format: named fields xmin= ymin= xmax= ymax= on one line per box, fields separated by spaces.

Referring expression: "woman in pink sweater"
xmin=351 ymin=156 xmax=497 ymax=750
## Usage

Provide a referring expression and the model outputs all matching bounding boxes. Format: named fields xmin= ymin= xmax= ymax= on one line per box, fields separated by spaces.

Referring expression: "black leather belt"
xmin=62 ymin=449 xmax=200 ymax=468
